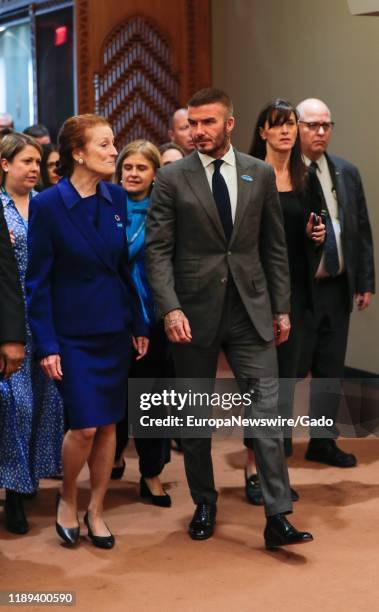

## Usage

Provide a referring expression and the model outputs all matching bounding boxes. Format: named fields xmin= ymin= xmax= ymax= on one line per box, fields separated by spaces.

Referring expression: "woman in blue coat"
xmin=26 ymin=114 xmax=149 ymax=549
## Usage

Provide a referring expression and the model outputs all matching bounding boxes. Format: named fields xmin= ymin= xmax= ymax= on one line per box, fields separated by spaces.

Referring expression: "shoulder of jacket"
xmin=235 ymin=150 xmax=273 ymax=172
xmin=328 ymin=154 xmax=359 ymax=174
xmin=30 ymin=184 xmax=60 ymax=209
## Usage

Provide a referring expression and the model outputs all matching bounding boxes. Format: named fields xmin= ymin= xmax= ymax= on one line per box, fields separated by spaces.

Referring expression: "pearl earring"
xmin=78 ymin=158 xmax=84 ymax=165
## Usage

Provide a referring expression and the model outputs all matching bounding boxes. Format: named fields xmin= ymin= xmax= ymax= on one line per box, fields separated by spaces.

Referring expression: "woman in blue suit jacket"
xmin=26 ymin=114 xmax=149 ymax=549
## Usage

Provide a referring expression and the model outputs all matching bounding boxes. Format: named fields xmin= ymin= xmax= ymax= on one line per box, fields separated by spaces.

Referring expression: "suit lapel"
xmin=230 ymin=152 xmax=256 ymax=246
xmin=183 ymin=153 xmax=226 ymax=242
xmin=58 ymin=179 xmax=116 ymax=271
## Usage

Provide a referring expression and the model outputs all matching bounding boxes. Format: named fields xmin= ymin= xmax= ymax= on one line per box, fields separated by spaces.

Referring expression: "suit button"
xmin=85 ymin=275 xmax=93 ymax=280
xmin=221 ymin=277 xmax=227 ymax=283
xmin=227 ymin=251 xmax=232 ymax=256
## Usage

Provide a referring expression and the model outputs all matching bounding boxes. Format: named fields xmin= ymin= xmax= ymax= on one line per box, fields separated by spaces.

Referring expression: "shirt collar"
xmin=197 ymin=145 xmax=236 ymax=169
xmin=302 ymin=153 xmax=327 ymax=173
xmin=58 ymin=177 xmax=113 ymax=209
xmin=0 ymin=186 xmax=36 ymax=207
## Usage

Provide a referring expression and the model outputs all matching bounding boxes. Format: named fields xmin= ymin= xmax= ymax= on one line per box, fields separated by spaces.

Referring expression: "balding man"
xmin=0 ymin=112 xmax=14 ymax=138
xmin=297 ymin=98 xmax=375 ymax=467
xmin=168 ymin=108 xmax=195 ymax=155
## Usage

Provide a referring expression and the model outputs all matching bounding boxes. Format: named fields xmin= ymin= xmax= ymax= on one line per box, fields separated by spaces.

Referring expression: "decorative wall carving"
xmin=93 ymin=15 xmax=180 ymax=147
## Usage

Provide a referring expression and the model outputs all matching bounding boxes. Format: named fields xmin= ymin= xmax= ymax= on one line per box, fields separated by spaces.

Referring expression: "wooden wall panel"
xmin=75 ymin=0 xmax=211 ymax=145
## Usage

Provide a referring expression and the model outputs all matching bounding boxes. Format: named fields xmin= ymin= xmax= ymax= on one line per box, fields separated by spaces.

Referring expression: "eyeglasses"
xmin=298 ymin=121 xmax=335 ymax=132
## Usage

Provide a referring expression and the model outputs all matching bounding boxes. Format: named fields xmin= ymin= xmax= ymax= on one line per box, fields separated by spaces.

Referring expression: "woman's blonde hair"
xmin=0 ymin=132 xmax=42 ymax=186
xmin=114 ymin=139 xmax=161 ymax=185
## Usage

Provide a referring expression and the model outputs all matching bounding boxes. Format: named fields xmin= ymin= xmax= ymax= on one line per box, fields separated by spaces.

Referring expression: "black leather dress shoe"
xmin=5 ymin=490 xmax=29 ymax=534
xmin=110 ymin=458 xmax=126 ymax=480
xmin=264 ymin=514 xmax=313 ymax=550
xmin=188 ymin=503 xmax=217 ymax=540
xmin=84 ymin=512 xmax=115 ymax=549
xmin=245 ymin=473 xmax=299 ymax=504
xmin=245 ymin=471 xmax=264 ymax=506
xmin=305 ymin=439 xmax=357 ymax=467
xmin=55 ymin=494 xmax=80 ymax=546
xmin=140 ymin=477 xmax=171 ymax=507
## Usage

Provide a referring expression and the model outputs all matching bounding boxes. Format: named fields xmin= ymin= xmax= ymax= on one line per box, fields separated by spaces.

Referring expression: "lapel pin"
xmin=241 ymin=175 xmax=253 ymax=182
xmin=115 ymin=214 xmax=121 ymax=221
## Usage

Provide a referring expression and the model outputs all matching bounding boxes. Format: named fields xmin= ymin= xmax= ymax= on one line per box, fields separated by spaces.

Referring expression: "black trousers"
xmin=115 ymin=323 xmax=171 ymax=478
xmin=172 ymin=280 xmax=292 ymax=517
xmin=299 ymin=274 xmax=350 ymax=439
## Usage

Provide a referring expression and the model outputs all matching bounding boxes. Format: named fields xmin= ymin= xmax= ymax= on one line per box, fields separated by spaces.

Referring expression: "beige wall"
xmin=212 ymin=0 xmax=379 ymax=372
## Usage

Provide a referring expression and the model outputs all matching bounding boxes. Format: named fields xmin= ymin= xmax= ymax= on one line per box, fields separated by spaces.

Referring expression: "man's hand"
xmin=164 ymin=309 xmax=192 ymax=343
xmin=306 ymin=213 xmax=325 ymax=245
xmin=133 ymin=336 xmax=150 ymax=360
xmin=40 ymin=354 xmax=63 ymax=381
xmin=354 ymin=292 xmax=372 ymax=311
xmin=273 ymin=314 xmax=291 ymax=346
xmin=0 ymin=342 xmax=25 ymax=378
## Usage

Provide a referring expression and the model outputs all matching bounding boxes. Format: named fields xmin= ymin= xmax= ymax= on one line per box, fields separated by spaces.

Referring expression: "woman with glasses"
xmin=38 ymin=144 xmax=60 ymax=190
xmin=243 ymin=99 xmax=325 ymax=504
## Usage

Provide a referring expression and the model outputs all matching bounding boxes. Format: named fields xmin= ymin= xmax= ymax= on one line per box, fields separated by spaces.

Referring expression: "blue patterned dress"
xmin=0 ymin=188 xmax=64 ymax=493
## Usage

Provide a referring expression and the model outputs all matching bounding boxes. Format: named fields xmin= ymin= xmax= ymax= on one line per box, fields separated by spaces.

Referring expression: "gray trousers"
xmin=171 ymin=280 xmax=292 ymax=517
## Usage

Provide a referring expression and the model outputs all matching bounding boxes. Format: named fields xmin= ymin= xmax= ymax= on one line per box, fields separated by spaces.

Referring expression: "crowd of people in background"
xmin=0 ymin=88 xmax=374 ymax=552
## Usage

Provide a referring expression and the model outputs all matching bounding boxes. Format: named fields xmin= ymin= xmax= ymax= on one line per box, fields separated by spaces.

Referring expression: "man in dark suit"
xmin=0 ymin=205 xmax=25 ymax=377
xmin=146 ymin=88 xmax=313 ymax=549
xmin=297 ymin=98 xmax=375 ymax=466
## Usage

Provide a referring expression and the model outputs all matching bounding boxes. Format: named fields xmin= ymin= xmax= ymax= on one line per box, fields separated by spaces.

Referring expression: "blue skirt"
xmin=58 ymin=331 xmax=131 ymax=429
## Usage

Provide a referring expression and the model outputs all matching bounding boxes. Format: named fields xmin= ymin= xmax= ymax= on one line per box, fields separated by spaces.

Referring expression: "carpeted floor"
xmin=1 ymin=434 xmax=379 ymax=612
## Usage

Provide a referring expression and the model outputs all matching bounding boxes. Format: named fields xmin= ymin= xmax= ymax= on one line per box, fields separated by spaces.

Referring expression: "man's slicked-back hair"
xmin=187 ymin=88 xmax=233 ymax=117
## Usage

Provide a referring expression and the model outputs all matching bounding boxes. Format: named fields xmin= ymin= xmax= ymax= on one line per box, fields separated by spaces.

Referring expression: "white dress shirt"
xmin=303 ymin=153 xmax=344 ymax=278
xmin=197 ymin=145 xmax=238 ymax=222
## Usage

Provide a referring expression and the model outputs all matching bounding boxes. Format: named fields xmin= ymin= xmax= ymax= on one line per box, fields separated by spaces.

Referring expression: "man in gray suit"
xmin=146 ymin=88 xmax=313 ymax=549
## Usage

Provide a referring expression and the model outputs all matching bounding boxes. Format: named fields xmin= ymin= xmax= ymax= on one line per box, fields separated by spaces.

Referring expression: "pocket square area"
xmin=241 ymin=175 xmax=253 ymax=182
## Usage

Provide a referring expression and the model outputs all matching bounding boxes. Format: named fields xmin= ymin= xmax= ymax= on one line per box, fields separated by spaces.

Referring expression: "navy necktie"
xmin=310 ymin=161 xmax=340 ymax=277
xmin=212 ymin=159 xmax=233 ymax=242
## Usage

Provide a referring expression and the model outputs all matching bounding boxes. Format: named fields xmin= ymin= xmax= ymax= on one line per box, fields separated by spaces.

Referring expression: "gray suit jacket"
xmin=145 ymin=149 xmax=290 ymax=347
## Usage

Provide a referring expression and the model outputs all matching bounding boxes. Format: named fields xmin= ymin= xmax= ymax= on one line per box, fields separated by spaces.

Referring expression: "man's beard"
xmin=195 ymin=126 xmax=229 ymax=156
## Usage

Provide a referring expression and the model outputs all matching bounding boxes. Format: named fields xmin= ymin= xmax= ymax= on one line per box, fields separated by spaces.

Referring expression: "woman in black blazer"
xmin=244 ymin=99 xmax=325 ymax=503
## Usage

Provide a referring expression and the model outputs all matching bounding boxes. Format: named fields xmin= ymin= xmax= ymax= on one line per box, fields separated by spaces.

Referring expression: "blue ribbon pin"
xmin=241 ymin=175 xmax=253 ymax=182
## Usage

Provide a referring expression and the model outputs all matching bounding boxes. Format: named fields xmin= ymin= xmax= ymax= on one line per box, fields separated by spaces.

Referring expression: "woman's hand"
xmin=306 ymin=213 xmax=325 ymax=245
xmin=9 ymin=230 xmax=15 ymax=246
xmin=133 ymin=336 xmax=149 ymax=360
xmin=40 ymin=354 xmax=63 ymax=380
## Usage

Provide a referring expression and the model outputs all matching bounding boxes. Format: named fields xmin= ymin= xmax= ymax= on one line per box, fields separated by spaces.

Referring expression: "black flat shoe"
xmin=264 ymin=514 xmax=313 ymax=550
xmin=111 ymin=458 xmax=126 ymax=480
xmin=5 ymin=490 xmax=29 ymax=535
xmin=245 ymin=473 xmax=299 ymax=504
xmin=84 ymin=512 xmax=115 ymax=549
xmin=55 ymin=493 xmax=79 ymax=546
xmin=140 ymin=477 xmax=171 ymax=508
xmin=188 ymin=503 xmax=217 ymax=540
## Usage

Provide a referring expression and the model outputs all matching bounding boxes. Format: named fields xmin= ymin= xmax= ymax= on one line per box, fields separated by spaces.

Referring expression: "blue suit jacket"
xmin=26 ymin=178 xmax=149 ymax=358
